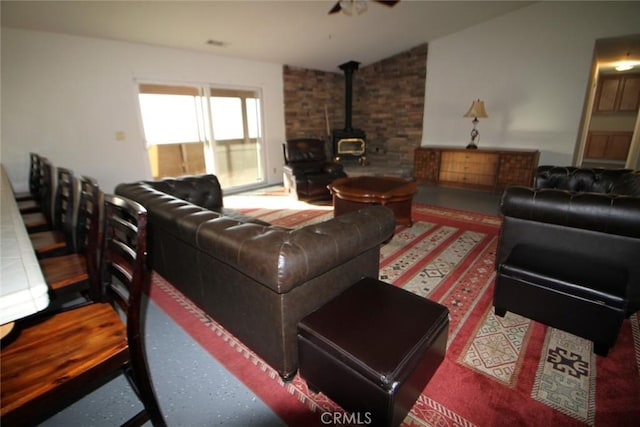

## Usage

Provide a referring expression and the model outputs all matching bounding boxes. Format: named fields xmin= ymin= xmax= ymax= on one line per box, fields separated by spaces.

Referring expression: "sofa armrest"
xmin=501 ymin=186 xmax=640 ymax=238
xmin=283 ymin=161 xmax=327 ymax=175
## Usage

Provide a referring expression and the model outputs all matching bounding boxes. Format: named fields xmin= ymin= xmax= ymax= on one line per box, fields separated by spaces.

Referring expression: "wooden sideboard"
xmin=414 ymin=146 xmax=540 ymax=192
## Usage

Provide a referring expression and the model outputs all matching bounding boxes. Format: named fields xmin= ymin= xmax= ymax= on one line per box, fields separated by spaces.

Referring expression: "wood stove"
xmin=333 ymin=61 xmax=366 ymax=164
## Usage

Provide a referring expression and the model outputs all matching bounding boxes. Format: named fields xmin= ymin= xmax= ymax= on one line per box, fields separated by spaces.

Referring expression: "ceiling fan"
xmin=329 ymin=0 xmax=400 ymax=16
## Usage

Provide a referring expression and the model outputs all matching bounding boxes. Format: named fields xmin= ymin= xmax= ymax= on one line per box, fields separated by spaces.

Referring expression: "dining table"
xmin=0 ymin=164 xmax=49 ymax=333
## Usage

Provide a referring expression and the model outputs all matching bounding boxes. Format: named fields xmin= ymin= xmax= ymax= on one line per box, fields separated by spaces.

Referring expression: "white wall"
xmin=4 ymin=2 xmax=640 ymax=194
xmin=1 ymin=28 xmax=286 ymax=193
xmin=422 ymin=1 xmax=640 ymax=166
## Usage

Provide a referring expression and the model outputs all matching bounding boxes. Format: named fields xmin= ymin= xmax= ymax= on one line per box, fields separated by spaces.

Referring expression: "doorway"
xmin=578 ymin=34 xmax=640 ymax=170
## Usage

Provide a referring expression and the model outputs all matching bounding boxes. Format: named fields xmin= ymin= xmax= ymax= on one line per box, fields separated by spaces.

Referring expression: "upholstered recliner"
xmin=283 ymin=138 xmax=346 ymax=200
xmin=494 ymin=166 xmax=640 ymax=356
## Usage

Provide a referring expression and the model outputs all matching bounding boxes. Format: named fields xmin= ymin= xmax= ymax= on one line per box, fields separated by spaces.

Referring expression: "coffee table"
xmin=328 ymin=176 xmax=417 ymax=226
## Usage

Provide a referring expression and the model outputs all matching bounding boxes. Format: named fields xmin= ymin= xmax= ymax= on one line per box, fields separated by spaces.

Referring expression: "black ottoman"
xmin=298 ymin=277 xmax=449 ymax=427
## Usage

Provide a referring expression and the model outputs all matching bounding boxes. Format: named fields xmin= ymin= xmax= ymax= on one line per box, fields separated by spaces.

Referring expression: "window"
xmin=138 ymin=84 xmax=264 ymax=190
xmin=211 ymin=97 xmax=243 ymax=140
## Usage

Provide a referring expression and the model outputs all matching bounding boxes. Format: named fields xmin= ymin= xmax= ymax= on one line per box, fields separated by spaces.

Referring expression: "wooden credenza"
xmin=413 ymin=146 xmax=540 ymax=192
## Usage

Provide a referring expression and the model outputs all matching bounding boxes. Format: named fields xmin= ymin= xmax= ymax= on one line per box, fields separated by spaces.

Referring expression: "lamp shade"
xmin=464 ymin=100 xmax=488 ymax=118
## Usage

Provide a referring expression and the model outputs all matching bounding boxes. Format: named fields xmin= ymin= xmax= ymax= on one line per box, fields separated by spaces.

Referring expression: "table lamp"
xmin=463 ymin=99 xmax=488 ymax=149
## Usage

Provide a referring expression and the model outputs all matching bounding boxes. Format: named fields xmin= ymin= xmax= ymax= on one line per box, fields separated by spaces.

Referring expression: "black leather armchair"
xmin=283 ymin=138 xmax=346 ymax=200
xmin=494 ymin=166 xmax=640 ymax=355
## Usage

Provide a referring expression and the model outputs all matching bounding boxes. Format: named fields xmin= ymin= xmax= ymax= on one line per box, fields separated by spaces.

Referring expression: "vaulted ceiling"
xmin=1 ymin=0 xmax=532 ymax=72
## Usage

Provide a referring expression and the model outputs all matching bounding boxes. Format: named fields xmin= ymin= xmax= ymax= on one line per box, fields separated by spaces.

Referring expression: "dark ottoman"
xmin=298 ymin=277 xmax=449 ymax=427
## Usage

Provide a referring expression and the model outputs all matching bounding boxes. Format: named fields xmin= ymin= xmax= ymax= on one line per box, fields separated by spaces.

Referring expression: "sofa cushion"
xmin=194 ymin=205 xmax=396 ymax=294
xmin=501 ymin=244 xmax=628 ymax=308
xmin=535 ymin=166 xmax=637 ymax=194
xmin=612 ymin=171 xmax=640 ymax=197
xmin=146 ymin=175 xmax=224 ymax=210
xmin=501 ymin=186 xmax=640 ymax=238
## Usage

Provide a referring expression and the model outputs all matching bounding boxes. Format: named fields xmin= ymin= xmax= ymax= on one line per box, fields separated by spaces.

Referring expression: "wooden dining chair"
xmin=15 ymin=153 xmax=42 ymax=210
xmin=1 ymin=194 xmax=166 ymax=426
xmin=21 ymin=158 xmax=55 ymax=233
xmin=28 ymin=167 xmax=78 ymax=259
xmin=38 ymin=176 xmax=102 ymax=309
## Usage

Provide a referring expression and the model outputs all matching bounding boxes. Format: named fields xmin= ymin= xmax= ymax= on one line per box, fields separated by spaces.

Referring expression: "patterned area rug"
xmin=149 ymin=200 xmax=640 ymax=426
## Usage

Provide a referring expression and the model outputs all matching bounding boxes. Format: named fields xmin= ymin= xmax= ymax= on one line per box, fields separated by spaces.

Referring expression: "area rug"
xmin=149 ymin=202 xmax=640 ymax=426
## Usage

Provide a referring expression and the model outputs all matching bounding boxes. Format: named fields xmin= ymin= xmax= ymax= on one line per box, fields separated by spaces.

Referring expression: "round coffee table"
xmin=328 ymin=176 xmax=417 ymax=226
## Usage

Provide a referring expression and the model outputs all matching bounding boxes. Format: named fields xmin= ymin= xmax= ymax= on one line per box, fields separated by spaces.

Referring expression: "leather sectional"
xmin=115 ymin=174 xmax=396 ymax=379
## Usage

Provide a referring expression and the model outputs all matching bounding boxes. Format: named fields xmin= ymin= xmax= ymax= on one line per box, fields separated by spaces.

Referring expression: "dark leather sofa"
xmin=115 ymin=175 xmax=396 ymax=379
xmin=494 ymin=166 xmax=640 ymax=355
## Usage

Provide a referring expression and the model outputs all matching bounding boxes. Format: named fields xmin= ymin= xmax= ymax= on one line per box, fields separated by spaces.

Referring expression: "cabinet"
xmin=584 ymin=131 xmax=632 ymax=161
xmin=412 ymin=147 xmax=440 ymax=183
xmin=495 ymin=151 xmax=540 ymax=189
xmin=414 ymin=147 xmax=539 ymax=192
xmin=439 ymin=151 xmax=498 ymax=188
xmin=594 ymin=73 xmax=640 ymax=113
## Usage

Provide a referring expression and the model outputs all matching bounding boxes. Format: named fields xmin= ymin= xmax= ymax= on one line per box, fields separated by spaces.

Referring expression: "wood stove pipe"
xmin=339 ymin=60 xmax=360 ymax=131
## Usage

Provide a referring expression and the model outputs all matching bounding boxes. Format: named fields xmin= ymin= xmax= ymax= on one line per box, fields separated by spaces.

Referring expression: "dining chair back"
xmin=22 ymin=158 xmax=55 ymax=232
xmin=38 ymin=158 xmax=55 ymax=224
xmin=28 ymin=152 xmax=41 ymax=196
xmin=0 ymin=194 xmax=166 ymax=426
xmin=27 ymin=167 xmax=77 ymax=258
xmin=52 ymin=167 xmax=76 ymax=245
xmin=14 ymin=152 xmax=42 ymax=204
xmin=39 ymin=176 xmax=103 ymax=307
xmin=75 ymin=176 xmax=102 ymax=300
xmin=100 ymin=194 xmax=166 ymax=425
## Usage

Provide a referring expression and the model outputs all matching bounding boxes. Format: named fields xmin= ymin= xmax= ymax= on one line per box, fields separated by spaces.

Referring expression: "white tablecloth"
xmin=0 ymin=164 xmax=49 ymax=324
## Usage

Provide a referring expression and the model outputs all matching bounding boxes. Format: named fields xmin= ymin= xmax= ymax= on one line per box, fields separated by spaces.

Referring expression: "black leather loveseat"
xmin=116 ymin=175 xmax=396 ymax=379
xmin=494 ymin=166 xmax=640 ymax=355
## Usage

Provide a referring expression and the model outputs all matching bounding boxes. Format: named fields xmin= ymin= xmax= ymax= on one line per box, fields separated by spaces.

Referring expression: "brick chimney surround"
xmin=283 ymin=43 xmax=427 ymax=177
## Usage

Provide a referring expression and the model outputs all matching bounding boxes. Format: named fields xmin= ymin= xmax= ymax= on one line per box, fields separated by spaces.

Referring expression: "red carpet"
xmin=149 ymin=203 xmax=640 ymax=426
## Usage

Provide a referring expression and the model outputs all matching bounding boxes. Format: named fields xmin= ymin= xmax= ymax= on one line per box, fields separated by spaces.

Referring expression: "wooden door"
xmin=595 ymin=76 xmax=621 ymax=113
xmin=619 ymin=74 xmax=640 ymax=112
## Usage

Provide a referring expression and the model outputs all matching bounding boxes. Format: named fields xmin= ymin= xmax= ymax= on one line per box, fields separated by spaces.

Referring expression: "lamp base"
xmin=466 ymin=143 xmax=478 ymax=150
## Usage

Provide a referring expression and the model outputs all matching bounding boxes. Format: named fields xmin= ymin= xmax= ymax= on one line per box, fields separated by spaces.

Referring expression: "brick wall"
xmin=283 ymin=43 xmax=428 ymax=173
xmin=283 ymin=66 xmax=343 ymax=142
